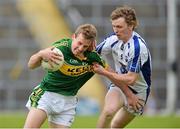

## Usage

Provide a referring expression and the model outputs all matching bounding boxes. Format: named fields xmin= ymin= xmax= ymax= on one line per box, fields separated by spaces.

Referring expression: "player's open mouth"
xmin=73 ymin=50 xmax=79 ymax=56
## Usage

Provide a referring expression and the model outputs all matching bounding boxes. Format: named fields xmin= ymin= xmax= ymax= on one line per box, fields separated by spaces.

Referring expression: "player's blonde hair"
xmin=75 ymin=24 xmax=97 ymax=41
xmin=111 ymin=6 xmax=138 ymax=30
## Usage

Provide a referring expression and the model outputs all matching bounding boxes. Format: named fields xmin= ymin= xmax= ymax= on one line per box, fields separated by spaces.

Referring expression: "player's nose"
xmin=78 ymin=46 xmax=84 ymax=51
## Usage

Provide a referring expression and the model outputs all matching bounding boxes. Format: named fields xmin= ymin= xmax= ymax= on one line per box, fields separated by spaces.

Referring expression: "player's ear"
xmin=128 ymin=24 xmax=134 ymax=31
xmin=87 ymin=40 xmax=96 ymax=51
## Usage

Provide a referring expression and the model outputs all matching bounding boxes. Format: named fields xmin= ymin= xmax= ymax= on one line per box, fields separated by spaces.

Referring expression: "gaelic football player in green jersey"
xmin=24 ymin=24 xmax=106 ymax=128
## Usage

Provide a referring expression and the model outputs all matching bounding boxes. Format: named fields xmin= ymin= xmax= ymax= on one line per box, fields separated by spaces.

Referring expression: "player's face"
xmin=112 ymin=17 xmax=133 ymax=43
xmin=72 ymin=33 xmax=91 ymax=56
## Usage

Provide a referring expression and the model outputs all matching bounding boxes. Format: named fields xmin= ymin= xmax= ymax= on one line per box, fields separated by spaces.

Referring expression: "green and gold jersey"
xmin=40 ymin=38 xmax=106 ymax=96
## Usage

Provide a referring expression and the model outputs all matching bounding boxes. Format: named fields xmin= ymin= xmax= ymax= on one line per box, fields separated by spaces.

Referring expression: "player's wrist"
xmin=38 ymin=50 xmax=45 ymax=61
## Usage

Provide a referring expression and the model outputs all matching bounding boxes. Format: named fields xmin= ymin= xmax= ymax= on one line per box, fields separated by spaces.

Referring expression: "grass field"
xmin=0 ymin=112 xmax=180 ymax=128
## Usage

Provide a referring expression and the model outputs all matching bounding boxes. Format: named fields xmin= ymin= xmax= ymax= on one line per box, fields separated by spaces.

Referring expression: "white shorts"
xmin=110 ymin=86 xmax=146 ymax=116
xmin=26 ymin=86 xmax=78 ymax=127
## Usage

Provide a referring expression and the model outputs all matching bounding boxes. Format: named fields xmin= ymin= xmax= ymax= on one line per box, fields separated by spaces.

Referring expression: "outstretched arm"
xmin=93 ymin=64 xmax=137 ymax=86
xmin=93 ymin=64 xmax=143 ymax=111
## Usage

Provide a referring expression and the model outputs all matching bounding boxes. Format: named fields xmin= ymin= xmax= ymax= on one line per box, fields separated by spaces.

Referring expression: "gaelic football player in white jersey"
xmin=94 ymin=6 xmax=152 ymax=128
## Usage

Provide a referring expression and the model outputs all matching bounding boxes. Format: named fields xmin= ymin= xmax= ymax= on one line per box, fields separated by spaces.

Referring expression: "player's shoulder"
xmin=52 ymin=38 xmax=71 ymax=48
xmin=133 ymin=32 xmax=146 ymax=43
xmin=86 ymin=50 xmax=99 ymax=56
xmin=85 ymin=50 xmax=101 ymax=60
xmin=132 ymin=32 xmax=147 ymax=47
xmin=85 ymin=50 xmax=105 ymax=66
xmin=99 ymin=32 xmax=119 ymax=47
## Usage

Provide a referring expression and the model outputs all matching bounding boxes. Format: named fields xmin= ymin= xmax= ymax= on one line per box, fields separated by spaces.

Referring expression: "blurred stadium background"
xmin=0 ymin=0 xmax=180 ymax=119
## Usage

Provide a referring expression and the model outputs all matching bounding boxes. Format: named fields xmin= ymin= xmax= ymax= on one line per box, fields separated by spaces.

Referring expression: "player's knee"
xmin=103 ymin=108 xmax=117 ymax=119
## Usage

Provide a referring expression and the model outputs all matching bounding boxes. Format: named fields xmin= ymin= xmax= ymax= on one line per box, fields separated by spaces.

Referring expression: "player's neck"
xmin=123 ymin=32 xmax=133 ymax=43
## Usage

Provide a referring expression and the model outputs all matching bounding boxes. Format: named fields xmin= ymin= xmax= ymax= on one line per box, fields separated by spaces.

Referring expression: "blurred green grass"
xmin=0 ymin=112 xmax=180 ymax=128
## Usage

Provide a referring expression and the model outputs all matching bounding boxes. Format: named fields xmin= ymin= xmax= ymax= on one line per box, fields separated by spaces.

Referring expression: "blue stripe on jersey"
xmin=145 ymin=84 xmax=151 ymax=103
xmin=130 ymin=36 xmax=140 ymax=72
xmin=143 ymin=56 xmax=151 ymax=104
xmin=138 ymin=36 xmax=151 ymax=86
xmin=96 ymin=33 xmax=117 ymax=54
xmin=111 ymin=40 xmax=118 ymax=48
xmin=96 ymin=41 xmax=105 ymax=54
xmin=141 ymin=55 xmax=151 ymax=86
xmin=139 ymin=36 xmax=151 ymax=103
xmin=138 ymin=36 xmax=147 ymax=45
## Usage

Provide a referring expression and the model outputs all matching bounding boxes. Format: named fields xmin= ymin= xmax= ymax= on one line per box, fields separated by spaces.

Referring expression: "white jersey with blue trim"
xmin=96 ymin=31 xmax=151 ymax=97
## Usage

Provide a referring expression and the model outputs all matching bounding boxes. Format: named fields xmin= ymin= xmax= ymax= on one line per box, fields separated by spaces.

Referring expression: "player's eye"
xmin=83 ymin=45 xmax=88 ymax=49
xmin=78 ymin=42 xmax=82 ymax=45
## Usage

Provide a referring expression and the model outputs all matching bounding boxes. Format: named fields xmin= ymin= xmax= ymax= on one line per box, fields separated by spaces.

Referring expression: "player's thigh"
xmin=24 ymin=107 xmax=47 ymax=128
xmin=111 ymin=108 xmax=135 ymax=128
xmin=103 ymin=87 xmax=124 ymax=112
xmin=48 ymin=94 xmax=77 ymax=127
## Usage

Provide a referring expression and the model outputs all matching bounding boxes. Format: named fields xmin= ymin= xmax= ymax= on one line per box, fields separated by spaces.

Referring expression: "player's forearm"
xmin=28 ymin=51 xmax=42 ymax=69
xmin=103 ymin=71 xmax=125 ymax=86
xmin=103 ymin=70 xmax=135 ymax=98
xmin=102 ymin=70 xmax=135 ymax=86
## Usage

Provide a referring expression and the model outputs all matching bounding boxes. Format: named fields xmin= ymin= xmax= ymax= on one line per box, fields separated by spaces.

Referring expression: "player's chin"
xmin=73 ymin=50 xmax=81 ymax=56
xmin=116 ymin=35 xmax=122 ymax=39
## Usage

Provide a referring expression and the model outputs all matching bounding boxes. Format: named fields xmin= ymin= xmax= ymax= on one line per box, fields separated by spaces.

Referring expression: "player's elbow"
xmin=28 ymin=61 xmax=37 ymax=69
xmin=126 ymin=72 xmax=138 ymax=86
xmin=128 ymin=79 xmax=136 ymax=86
xmin=126 ymin=75 xmax=137 ymax=86
xmin=28 ymin=63 xmax=35 ymax=69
